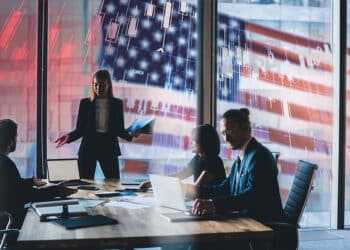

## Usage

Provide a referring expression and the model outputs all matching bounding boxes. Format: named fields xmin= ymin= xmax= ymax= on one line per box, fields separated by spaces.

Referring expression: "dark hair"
xmin=222 ymin=108 xmax=251 ymax=134
xmin=191 ymin=124 xmax=220 ymax=157
xmin=0 ymin=119 xmax=18 ymax=153
xmin=89 ymin=69 xmax=114 ymax=101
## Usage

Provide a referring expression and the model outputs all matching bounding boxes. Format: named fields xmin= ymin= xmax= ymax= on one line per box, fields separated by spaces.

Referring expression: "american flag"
xmin=94 ymin=0 xmax=332 ymax=215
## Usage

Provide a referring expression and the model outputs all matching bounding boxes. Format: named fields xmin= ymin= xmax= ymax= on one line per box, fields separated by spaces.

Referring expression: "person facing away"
xmin=185 ymin=108 xmax=283 ymax=223
xmin=55 ymin=69 xmax=140 ymax=179
xmin=139 ymin=124 xmax=226 ymax=191
xmin=0 ymin=119 xmax=77 ymax=228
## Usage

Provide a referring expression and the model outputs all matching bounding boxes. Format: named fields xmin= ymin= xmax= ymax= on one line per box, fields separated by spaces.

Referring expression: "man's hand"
xmin=32 ymin=177 xmax=46 ymax=187
xmin=139 ymin=181 xmax=151 ymax=192
xmin=192 ymin=198 xmax=216 ymax=215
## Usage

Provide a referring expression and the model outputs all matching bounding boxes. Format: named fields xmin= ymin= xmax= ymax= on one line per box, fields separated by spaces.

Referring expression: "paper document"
xmin=126 ymin=116 xmax=155 ymax=134
xmin=104 ymin=201 xmax=151 ymax=209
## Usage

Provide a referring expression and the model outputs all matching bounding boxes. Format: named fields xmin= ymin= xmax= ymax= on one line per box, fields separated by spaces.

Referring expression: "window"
xmin=47 ymin=0 xmax=198 ymax=178
xmin=216 ymin=0 xmax=333 ymax=227
xmin=0 ymin=0 xmax=38 ymax=177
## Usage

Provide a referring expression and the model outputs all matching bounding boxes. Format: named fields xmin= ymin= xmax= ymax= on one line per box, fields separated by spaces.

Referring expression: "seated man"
xmin=0 ymin=119 xmax=77 ymax=228
xmin=185 ymin=108 xmax=283 ymax=223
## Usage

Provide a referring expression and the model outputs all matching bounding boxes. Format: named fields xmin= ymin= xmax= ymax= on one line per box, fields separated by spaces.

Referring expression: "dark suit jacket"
xmin=67 ymin=97 xmax=132 ymax=157
xmin=198 ymin=137 xmax=283 ymax=222
xmin=0 ymin=154 xmax=59 ymax=228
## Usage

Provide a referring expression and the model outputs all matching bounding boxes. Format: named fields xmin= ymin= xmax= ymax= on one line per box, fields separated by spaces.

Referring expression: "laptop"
xmin=149 ymin=174 xmax=226 ymax=222
xmin=47 ymin=159 xmax=90 ymax=186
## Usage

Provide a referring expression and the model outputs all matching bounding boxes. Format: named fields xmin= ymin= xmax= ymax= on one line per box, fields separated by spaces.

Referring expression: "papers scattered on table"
xmin=78 ymin=198 xmax=105 ymax=207
xmin=95 ymin=191 xmax=137 ymax=198
xmin=104 ymin=201 xmax=151 ymax=209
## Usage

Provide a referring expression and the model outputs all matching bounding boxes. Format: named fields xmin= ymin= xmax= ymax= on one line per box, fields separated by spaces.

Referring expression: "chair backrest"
xmin=283 ymin=160 xmax=318 ymax=225
xmin=0 ymin=212 xmax=12 ymax=249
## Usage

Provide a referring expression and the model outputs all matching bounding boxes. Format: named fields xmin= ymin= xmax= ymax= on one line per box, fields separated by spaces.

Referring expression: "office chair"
xmin=0 ymin=212 xmax=19 ymax=249
xmin=266 ymin=160 xmax=318 ymax=250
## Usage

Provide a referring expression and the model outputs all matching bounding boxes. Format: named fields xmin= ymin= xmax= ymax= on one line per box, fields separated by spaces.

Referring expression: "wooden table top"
xmin=17 ymin=179 xmax=273 ymax=249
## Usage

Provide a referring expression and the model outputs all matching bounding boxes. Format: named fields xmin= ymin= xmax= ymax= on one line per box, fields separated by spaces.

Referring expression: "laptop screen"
xmin=47 ymin=159 xmax=80 ymax=182
xmin=149 ymin=174 xmax=187 ymax=211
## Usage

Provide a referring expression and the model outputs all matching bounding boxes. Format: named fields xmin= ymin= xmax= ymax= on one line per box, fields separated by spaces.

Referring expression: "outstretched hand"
xmin=54 ymin=134 xmax=69 ymax=148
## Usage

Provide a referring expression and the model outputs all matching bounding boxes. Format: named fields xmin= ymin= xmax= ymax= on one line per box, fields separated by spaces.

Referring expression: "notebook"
xmin=54 ymin=215 xmax=118 ymax=229
xmin=150 ymin=174 xmax=232 ymax=222
xmin=149 ymin=174 xmax=190 ymax=211
xmin=47 ymin=159 xmax=90 ymax=186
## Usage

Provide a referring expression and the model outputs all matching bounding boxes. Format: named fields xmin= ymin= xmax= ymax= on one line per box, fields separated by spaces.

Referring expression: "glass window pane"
xmin=47 ymin=0 xmax=198 ymax=178
xmin=216 ymin=0 xmax=333 ymax=228
xmin=345 ymin=0 xmax=350 ymax=226
xmin=0 ymin=0 xmax=37 ymax=177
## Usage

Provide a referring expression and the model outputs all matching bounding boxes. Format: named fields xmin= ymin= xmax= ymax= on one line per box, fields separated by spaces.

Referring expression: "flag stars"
xmin=116 ymin=57 xmax=126 ymax=67
xmin=152 ymin=52 xmax=161 ymax=61
xmin=176 ymin=57 xmax=184 ymax=65
xmin=165 ymin=43 xmax=174 ymax=52
xmin=142 ymin=19 xmax=151 ymax=29
xmin=163 ymin=63 xmax=172 ymax=73
xmin=130 ymin=7 xmax=140 ymax=16
xmin=150 ymin=72 xmax=160 ymax=82
xmin=129 ymin=48 xmax=138 ymax=58
xmin=105 ymin=45 xmax=115 ymax=55
xmin=105 ymin=3 xmax=115 ymax=14
xmin=140 ymin=39 xmax=150 ymax=49
xmin=118 ymin=36 xmax=127 ymax=46
xmin=153 ymin=31 xmax=163 ymax=42
xmin=178 ymin=37 xmax=186 ymax=46
xmin=139 ymin=60 xmax=149 ymax=69
xmin=119 ymin=15 xmax=127 ymax=25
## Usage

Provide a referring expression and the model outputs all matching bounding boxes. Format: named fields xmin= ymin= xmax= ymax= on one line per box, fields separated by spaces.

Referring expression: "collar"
xmin=239 ymin=136 xmax=252 ymax=159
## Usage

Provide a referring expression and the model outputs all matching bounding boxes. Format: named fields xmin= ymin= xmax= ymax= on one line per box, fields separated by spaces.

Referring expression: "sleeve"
xmin=116 ymin=100 xmax=133 ymax=142
xmin=67 ymin=99 xmax=86 ymax=143
xmin=197 ymin=176 xmax=231 ymax=199
xmin=212 ymin=149 xmax=272 ymax=213
xmin=22 ymin=178 xmax=34 ymax=188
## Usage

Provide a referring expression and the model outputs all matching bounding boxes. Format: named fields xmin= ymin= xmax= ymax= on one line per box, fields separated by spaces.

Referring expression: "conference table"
xmin=17 ymin=179 xmax=273 ymax=249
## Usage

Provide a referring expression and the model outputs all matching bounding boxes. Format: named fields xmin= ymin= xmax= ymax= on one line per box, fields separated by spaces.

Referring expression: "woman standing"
xmin=55 ymin=70 xmax=139 ymax=179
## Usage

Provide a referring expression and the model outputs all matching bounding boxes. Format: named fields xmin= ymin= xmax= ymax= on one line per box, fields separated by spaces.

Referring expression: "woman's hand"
xmin=54 ymin=134 xmax=69 ymax=148
xmin=130 ymin=129 xmax=142 ymax=138
xmin=139 ymin=181 xmax=152 ymax=192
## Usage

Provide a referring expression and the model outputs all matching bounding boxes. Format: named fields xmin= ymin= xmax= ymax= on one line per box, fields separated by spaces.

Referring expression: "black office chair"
xmin=0 ymin=212 xmax=19 ymax=250
xmin=266 ymin=160 xmax=318 ymax=250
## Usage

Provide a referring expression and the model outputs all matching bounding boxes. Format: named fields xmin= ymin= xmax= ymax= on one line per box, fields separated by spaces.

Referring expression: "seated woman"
xmin=140 ymin=124 xmax=226 ymax=191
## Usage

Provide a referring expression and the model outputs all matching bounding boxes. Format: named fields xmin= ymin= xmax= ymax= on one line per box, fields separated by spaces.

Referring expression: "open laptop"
xmin=47 ymin=159 xmax=90 ymax=186
xmin=149 ymin=174 xmax=227 ymax=222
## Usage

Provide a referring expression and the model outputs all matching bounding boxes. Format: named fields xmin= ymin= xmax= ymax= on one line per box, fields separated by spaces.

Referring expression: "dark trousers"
xmin=78 ymin=154 xmax=120 ymax=179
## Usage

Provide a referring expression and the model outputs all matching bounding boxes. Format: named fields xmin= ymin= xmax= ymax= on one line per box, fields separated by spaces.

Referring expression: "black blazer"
xmin=0 ymin=154 xmax=59 ymax=228
xmin=198 ymin=137 xmax=283 ymax=222
xmin=67 ymin=97 xmax=132 ymax=157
